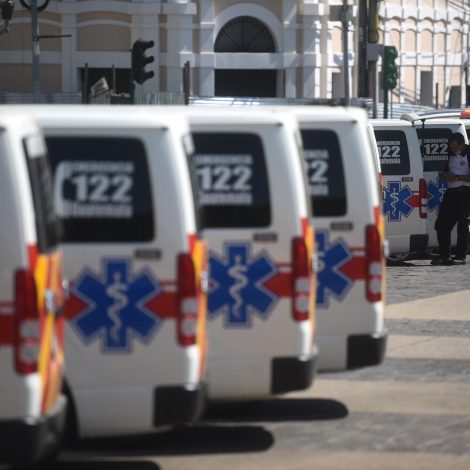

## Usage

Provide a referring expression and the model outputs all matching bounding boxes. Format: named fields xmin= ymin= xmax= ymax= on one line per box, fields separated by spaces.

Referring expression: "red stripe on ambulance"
xmin=63 ymin=293 xmax=89 ymax=320
xmin=0 ymin=314 xmax=13 ymax=345
xmin=145 ymin=292 xmax=178 ymax=319
xmin=264 ymin=272 xmax=293 ymax=297
xmin=339 ymin=255 xmax=366 ymax=281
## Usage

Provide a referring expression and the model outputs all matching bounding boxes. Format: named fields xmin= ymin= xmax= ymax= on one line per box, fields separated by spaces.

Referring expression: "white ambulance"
xmin=183 ymin=107 xmax=317 ymax=400
xmin=30 ymin=106 xmax=208 ymax=438
xmin=402 ymin=115 xmax=468 ymax=250
xmin=292 ymin=107 xmax=387 ymax=372
xmin=371 ymin=119 xmax=428 ymax=261
xmin=459 ymin=109 xmax=470 ymax=127
xmin=0 ymin=110 xmax=67 ymax=464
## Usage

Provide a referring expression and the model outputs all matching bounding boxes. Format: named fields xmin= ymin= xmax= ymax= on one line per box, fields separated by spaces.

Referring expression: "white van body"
xmin=292 ymin=107 xmax=387 ymax=372
xmin=29 ymin=106 xmax=208 ymax=438
xmin=367 ymin=122 xmax=384 ymax=188
xmin=183 ymin=107 xmax=317 ymax=400
xmin=409 ymin=118 xmax=468 ymax=250
xmin=0 ymin=111 xmax=67 ymax=464
xmin=366 ymin=124 xmax=390 ymax=256
xmin=371 ymin=120 xmax=428 ymax=260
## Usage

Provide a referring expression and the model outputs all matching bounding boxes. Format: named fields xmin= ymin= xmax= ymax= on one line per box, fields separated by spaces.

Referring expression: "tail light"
xmin=365 ymin=225 xmax=382 ymax=303
xmin=14 ymin=269 xmax=40 ymax=374
xmin=419 ymin=178 xmax=428 ymax=219
xmin=292 ymin=237 xmax=311 ymax=322
xmin=177 ymin=253 xmax=199 ymax=346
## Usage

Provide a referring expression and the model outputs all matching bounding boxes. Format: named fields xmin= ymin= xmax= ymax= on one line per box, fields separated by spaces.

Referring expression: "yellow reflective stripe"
xmin=191 ymin=238 xmax=208 ymax=379
xmin=34 ymin=256 xmax=48 ymax=313
xmin=34 ymin=252 xmax=64 ymax=412
xmin=38 ymin=312 xmax=54 ymax=385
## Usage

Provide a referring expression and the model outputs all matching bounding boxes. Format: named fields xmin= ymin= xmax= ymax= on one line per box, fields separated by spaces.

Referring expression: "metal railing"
xmin=0 ymin=92 xmax=82 ymax=104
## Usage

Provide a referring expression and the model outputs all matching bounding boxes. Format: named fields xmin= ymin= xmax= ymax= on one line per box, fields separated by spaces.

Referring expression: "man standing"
xmin=432 ymin=133 xmax=470 ymax=265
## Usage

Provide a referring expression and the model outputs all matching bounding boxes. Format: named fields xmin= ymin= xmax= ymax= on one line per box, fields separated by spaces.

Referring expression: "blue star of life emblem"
xmin=315 ymin=230 xmax=354 ymax=309
xmin=427 ymin=177 xmax=447 ymax=212
xmin=209 ymin=243 xmax=278 ymax=327
xmin=71 ymin=259 xmax=163 ymax=352
xmin=383 ymin=181 xmax=414 ymax=221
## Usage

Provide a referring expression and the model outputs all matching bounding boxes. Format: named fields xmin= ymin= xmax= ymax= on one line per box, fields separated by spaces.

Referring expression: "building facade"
xmin=0 ymin=0 xmax=469 ymax=106
xmin=381 ymin=0 xmax=470 ymax=107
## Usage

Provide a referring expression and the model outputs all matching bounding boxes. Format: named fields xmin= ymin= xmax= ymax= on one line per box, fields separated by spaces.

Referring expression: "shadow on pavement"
xmin=50 ymin=462 xmax=160 ymax=470
xmin=62 ymin=425 xmax=274 ymax=457
xmin=203 ymin=398 xmax=348 ymax=423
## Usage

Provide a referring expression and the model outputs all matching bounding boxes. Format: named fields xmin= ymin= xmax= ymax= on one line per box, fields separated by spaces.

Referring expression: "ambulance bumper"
xmin=271 ymin=352 xmax=318 ymax=394
xmin=347 ymin=331 xmax=388 ymax=369
xmin=409 ymin=234 xmax=429 ymax=253
xmin=0 ymin=394 xmax=67 ymax=464
xmin=154 ymin=382 xmax=207 ymax=426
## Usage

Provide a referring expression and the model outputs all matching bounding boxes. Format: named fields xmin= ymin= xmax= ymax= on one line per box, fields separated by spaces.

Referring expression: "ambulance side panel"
xmin=192 ymin=116 xmax=316 ymax=400
xmin=415 ymin=121 xmax=468 ymax=249
xmin=46 ymin=122 xmax=205 ymax=438
xmin=299 ymin=115 xmax=386 ymax=371
xmin=0 ymin=118 xmax=66 ymax=465
xmin=0 ymin=130 xmax=39 ymax=420
xmin=373 ymin=122 xmax=428 ymax=257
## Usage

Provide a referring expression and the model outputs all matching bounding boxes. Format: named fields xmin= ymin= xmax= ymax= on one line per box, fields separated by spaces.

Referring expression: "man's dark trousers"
xmin=435 ymin=187 xmax=470 ymax=259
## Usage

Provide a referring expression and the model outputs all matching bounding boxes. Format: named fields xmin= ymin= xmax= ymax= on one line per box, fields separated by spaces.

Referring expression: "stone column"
xmin=282 ymin=0 xmax=297 ymax=98
xmin=198 ymin=0 xmax=215 ymax=96
xmin=300 ymin=0 xmax=325 ymax=98
xmin=163 ymin=0 xmax=196 ymax=93
xmin=60 ymin=7 xmax=77 ymax=93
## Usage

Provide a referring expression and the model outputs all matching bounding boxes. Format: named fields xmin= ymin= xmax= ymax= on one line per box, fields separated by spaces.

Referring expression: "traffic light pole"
xmin=31 ymin=0 xmax=41 ymax=103
xmin=368 ymin=0 xmax=379 ymax=119
xmin=341 ymin=0 xmax=350 ymax=106
xmin=130 ymin=68 xmax=135 ymax=104
xmin=357 ymin=0 xmax=368 ymax=97
xmin=383 ymin=87 xmax=388 ymax=118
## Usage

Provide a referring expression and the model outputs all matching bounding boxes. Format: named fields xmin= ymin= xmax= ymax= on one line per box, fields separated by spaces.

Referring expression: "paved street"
xmin=54 ymin=260 xmax=470 ymax=470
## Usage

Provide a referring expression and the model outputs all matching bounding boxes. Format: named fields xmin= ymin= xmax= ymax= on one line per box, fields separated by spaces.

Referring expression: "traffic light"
xmin=382 ymin=45 xmax=398 ymax=91
xmin=131 ymin=39 xmax=155 ymax=85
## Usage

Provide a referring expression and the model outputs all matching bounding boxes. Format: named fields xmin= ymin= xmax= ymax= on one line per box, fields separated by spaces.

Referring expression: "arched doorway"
xmin=214 ymin=16 xmax=277 ymax=98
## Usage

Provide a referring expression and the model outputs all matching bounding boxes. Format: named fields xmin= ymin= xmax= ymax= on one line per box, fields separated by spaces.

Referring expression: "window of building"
xmin=80 ymin=67 xmax=131 ymax=95
xmin=214 ymin=16 xmax=275 ymax=53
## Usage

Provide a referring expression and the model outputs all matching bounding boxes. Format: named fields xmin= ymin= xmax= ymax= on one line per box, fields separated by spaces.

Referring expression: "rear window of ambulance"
xmin=373 ymin=129 xmax=410 ymax=175
xmin=300 ymin=129 xmax=347 ymax=217
xmin=192 ymin=132 xmax=271 ymax=228
xmin=416 ymin=127 xmax=452 ymax=172
xmin=46 ymin=137 xmax=154 ymax=242
xmin=23 ymin=135 xmax=62 ymax=253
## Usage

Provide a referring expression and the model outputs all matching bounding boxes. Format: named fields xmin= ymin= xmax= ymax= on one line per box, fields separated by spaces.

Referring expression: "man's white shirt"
xmin=448 ymin=153 xmax=470 ymax=188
